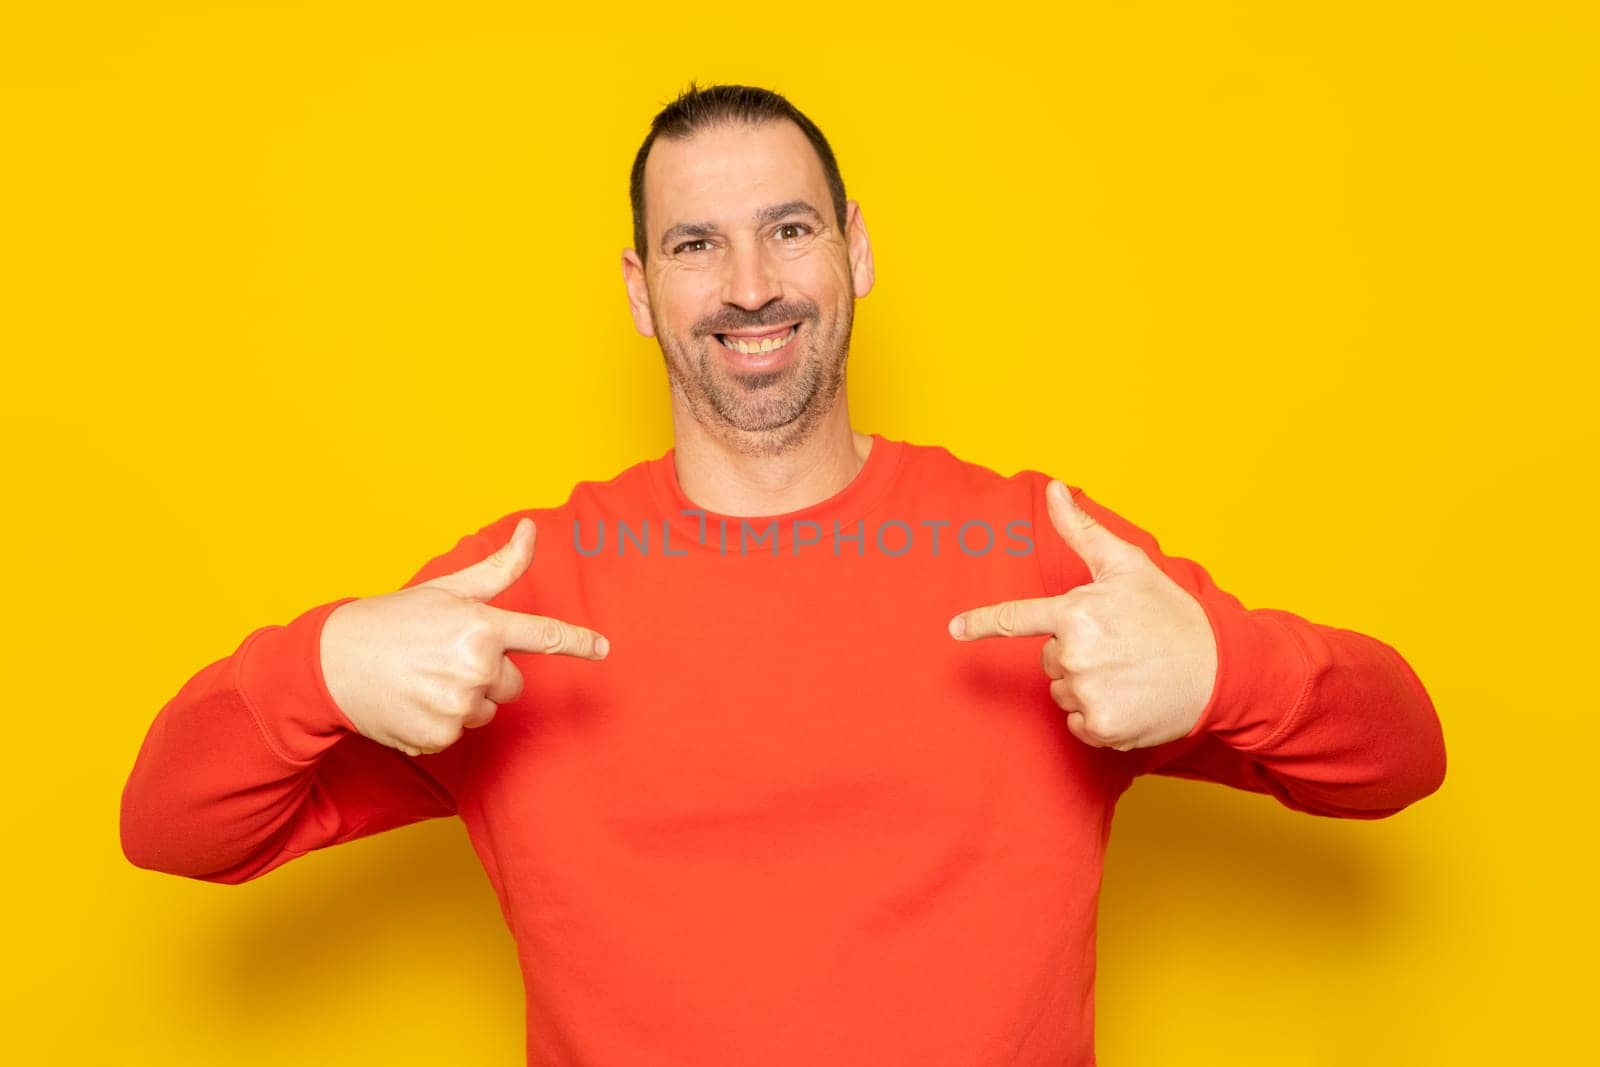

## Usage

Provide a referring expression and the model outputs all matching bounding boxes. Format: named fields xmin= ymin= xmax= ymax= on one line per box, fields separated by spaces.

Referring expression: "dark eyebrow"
xmin=658 ymin=201 xmax=826 ymax=254
xmin=755 ymin=200 xmax=824 ymax=226
xmin=658 ymin=221 xmax=719 ymax=254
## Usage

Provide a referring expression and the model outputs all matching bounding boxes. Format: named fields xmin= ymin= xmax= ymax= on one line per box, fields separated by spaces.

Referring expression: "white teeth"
xmin=720 ymin=326 xmax=795 ymax=355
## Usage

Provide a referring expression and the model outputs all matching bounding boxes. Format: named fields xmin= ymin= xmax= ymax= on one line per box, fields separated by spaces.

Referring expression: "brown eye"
xmin=776 ymin=223 xmax=810 ymax=240
xmin=674 ymin=239 xmax=710 ymax=255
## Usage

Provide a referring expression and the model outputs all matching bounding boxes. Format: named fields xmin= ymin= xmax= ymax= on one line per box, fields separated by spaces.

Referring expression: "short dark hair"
xmin=629 ymin=83 xmax=848 ymax=262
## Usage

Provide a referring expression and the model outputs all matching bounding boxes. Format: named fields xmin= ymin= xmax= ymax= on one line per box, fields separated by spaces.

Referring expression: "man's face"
xmin=622 ymin=119 xmax=874 ymax=453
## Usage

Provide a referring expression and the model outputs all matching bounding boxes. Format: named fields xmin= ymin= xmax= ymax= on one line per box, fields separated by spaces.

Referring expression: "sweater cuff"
xmin=234 ymin=596 xmax=365 ymax=765
xmin=1182 ymin=598 xmax=1311 ymax=751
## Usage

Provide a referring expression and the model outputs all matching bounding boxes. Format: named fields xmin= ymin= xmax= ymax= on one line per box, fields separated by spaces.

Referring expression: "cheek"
xmin=798 ymin=255 xmax=855 ymax=306
xmin=803 ymin=264 xmax=854 ymax=326
xmin=651 ymin=271 xmax=716 ymax=332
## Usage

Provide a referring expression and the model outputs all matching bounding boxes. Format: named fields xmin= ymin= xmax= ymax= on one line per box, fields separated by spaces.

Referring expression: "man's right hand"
xmin=320 ymin=518 xmax=608 ymax=757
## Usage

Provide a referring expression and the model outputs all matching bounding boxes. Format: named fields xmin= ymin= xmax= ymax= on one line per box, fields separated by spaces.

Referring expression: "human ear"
xmin=845 ymin=200 xmax=875 ymax=299
xmin=620 ymin=248 xmax=657 ymax=337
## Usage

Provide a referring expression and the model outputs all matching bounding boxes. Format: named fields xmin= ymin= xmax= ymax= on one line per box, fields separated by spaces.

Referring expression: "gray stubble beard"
xmin=661 ymin=303 xmax=854 ymax=459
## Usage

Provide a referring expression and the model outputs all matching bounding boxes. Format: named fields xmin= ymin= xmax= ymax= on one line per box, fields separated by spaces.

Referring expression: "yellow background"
xmin=3 ymin=2 xmax=1594 ymax=1063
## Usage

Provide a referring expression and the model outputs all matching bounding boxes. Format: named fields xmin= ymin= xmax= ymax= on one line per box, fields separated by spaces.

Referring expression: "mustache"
xmin=693 ymin=300 xmax=818 ymax=337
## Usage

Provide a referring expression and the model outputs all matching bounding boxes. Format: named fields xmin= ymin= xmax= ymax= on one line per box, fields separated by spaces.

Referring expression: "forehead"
xmin=642 ymin=120 xmax=831 ymax=238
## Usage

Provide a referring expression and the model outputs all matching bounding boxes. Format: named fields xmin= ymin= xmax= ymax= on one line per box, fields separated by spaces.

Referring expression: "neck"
xmin=669 ymin=399 xmax=872 ymax=517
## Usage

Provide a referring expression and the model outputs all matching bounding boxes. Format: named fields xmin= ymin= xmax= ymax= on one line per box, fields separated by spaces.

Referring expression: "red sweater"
xmin=121 ymin=435 xmax=1446 ymax=1065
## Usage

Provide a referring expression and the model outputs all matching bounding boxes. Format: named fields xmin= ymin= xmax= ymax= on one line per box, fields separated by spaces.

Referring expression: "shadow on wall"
xmin=178 ymin=771 xmax=1408 ymax=1038
xmin=188 ymin=819 xmax=523 ymax=1033
xmin=1100 ymin=772 xmax=1409 ymax=975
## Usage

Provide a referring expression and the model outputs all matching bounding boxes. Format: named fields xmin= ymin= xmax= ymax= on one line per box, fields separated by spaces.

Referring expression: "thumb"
xmin=424 ymin=517 xmax=537 ymax=602
xmin=1045 ymin=480 xmax=1143 ymax=581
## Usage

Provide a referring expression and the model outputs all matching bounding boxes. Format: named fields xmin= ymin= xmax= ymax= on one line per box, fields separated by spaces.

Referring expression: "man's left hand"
xmin=948 ymin=480 xmax=1218 ymax=751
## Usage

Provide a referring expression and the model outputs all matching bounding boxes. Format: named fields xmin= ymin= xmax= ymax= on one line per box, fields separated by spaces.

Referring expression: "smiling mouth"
xmin=715 ymin=324 xmax=799 ymax=355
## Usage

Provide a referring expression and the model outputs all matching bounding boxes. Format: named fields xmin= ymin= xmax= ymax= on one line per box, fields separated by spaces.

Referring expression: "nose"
xmin=720 ymin=236 xmax=783 ymax=311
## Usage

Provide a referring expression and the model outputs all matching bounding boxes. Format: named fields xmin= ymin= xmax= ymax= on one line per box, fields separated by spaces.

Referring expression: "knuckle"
xmin=540 ymin=621 xmax=568 ymax=654
xmin=450 ymin=692 xmax=479 ymax=722
xmin=1061 ymin=614 xmax=1097 ymax=649
xmin=498 ymin=678 xmax=523 ymax=706
xmin=480 ymin=540 xmax=517 ymax=574
xmin=1076 ymin=711 xmax=1110 ymax=744
xmin=1039 ymin=646 xmax=1059 ymax=678
xmin=422 ymin=720 xmax=461 ymax=753
xmin=463 ymin=701 xmax=497 ymax=730
xmin=458 ymin=616 xmax=500 ymax=662
xmin=1083 ymin=708 xmax=1126 ymax=748
xmin=421 ymin=585 xmax=456 ymax=606
xmin=472 ymin=652 xmax=502 ymax=689
xmin=995 ymin=602 xmax=1017 ymax=636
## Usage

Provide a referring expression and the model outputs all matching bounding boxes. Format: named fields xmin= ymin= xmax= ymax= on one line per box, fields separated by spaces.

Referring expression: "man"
xmin=121 ymin=84 xmax=1446 ymax=1065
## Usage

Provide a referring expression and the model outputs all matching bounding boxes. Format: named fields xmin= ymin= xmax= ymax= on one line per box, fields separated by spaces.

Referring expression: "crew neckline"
xmin=645 ymin=433 xmax=905 ymax=553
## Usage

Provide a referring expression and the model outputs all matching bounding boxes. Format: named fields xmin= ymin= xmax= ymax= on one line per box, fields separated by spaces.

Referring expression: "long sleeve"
xmin=119 ymin=524 xmax=503 ymax=883
xmin=1044 ymin=485 xmax=1447 ymax=819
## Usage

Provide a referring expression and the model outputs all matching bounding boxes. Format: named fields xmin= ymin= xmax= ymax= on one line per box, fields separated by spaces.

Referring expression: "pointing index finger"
xmin=949 ymin=596 xmax=1061 ymax=641
xmin=485 ymin=604 xmax=611 ymax=659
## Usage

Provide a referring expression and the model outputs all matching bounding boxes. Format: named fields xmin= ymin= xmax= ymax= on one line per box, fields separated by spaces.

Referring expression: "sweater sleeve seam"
xmin=1235 ymin=612 xmax=1316 ymax=755
xmin=231 ymin=626 xmax=320 ymax=770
